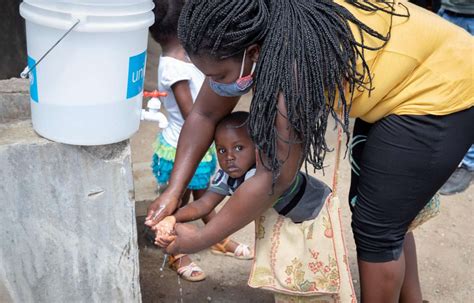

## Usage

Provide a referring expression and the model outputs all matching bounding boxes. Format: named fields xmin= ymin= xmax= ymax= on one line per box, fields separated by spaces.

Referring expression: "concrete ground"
xmin=131 ymin=38 xmax=473 ymax=303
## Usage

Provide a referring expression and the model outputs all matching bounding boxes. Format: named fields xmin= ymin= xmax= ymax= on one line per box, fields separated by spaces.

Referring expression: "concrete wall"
xmin=0 ymin=79 xmax=141 ymax=302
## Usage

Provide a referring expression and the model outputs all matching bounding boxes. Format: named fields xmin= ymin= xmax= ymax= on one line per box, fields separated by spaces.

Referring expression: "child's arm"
xmin=153 ymin=191 xmax=225 ymax=248
xmin=172 ymin=81 xmax=194 ymax=119
xmin=166 ymin=93 xmax=302 ymax=255
xmin=173 ymin=191 xmax=226 ymax=223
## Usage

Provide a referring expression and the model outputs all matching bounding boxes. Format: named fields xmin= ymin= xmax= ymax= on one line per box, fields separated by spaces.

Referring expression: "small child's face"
xmin=215 ymin=126 xmax=256 ymax=179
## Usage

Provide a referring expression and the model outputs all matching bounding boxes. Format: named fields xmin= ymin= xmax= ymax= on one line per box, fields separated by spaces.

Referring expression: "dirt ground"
xmin=131 ymin=38 xmax=473 ymax=303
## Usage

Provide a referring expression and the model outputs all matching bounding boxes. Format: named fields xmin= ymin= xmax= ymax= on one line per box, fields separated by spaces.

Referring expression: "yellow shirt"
xmin=336 ymin=0 xmax=474 ymax=122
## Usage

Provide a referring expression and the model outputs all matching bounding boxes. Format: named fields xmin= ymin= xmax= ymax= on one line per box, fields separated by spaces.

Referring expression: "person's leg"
xmin=399 ymin=232 xmax=422 ymax=303
xmin=358 ymin=255 xmax=406 ymax=302
xmin=349 ymin=110 xmax=474 ymax=302
xmin=168 ymin=254 xmax=206 ymax=282
xmin=350 ymin=118 xmax=405 ymax=302
xmin=350 ymin=119 xmax=407 ymax=303
xmin=171 ymin=189 xmax=207 ymax=280
xmin=462 ymin=145 xmax=474 ymax=171
xmin=439 ymin=158 xmax=473 ymax=195
xmin=356 ymin=233 xmax=422 ymax=303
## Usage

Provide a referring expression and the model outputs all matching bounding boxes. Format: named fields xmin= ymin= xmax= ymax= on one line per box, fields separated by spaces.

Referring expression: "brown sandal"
xmin=211 ymin=238 xmax=253 ymax=260
xmin=168 ymin=254 xmax=206 ymax=282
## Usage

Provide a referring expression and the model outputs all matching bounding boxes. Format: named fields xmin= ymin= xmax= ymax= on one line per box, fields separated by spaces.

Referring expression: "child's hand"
xmin=155 ymin=234 xmax=176 ymax=248
xmin=153 ymin=215 xmax=176 ymax=235
xmin=152 ymin=216 xmax=176 ymax=247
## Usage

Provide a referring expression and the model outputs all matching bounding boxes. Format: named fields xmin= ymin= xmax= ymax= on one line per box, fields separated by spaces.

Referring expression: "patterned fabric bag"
xmin=248 ymin=126 xmax=357 ymax=303
xmin=248 ymin=198 xmax=356 ymax=302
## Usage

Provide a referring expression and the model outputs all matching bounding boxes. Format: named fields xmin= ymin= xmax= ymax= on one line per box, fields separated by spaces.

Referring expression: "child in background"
xmin=146 ymin=0 xmax=252 ymax=282
xmin=153 ymin=112 xmax=356 ymax=302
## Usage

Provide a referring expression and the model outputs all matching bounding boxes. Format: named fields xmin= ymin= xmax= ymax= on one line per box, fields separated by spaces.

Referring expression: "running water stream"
xmin=177 ymin=257 xmax=184 ymax=303
xmin=160 ymin=254 xmax=183 ymax=302
xmin=152 ymin=206 xmax=184 ymax=302
xmin=160 ymin=254 xmax=168 ymax=272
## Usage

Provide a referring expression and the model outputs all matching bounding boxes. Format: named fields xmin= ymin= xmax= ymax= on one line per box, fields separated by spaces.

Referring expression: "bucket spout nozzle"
xmin=141 ymin=110 xmax=168 ymax=128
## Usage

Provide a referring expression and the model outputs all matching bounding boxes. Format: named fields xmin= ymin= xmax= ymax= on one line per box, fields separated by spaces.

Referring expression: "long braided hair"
xmin=178 ymin=0 xmax=409 ymax=183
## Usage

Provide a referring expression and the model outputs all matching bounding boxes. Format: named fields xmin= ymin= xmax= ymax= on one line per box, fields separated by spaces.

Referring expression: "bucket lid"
xmin=23 ymin=0 xmax=154 ymax=17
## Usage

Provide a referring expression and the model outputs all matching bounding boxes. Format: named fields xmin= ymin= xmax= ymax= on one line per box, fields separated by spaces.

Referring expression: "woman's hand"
xmin=145 ymin=192 xmax=180 ymax=227
xmin=165 ymin=223 xmax=204 ymax=255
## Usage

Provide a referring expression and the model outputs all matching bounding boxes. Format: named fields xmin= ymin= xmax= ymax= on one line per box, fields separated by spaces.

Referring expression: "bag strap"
xmin=331 ymin=114 xmax=344 ymax=196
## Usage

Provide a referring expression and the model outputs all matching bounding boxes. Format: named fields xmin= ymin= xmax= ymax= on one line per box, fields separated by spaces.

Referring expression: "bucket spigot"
xmin=141 ymin=90 xmax=169 ymax=128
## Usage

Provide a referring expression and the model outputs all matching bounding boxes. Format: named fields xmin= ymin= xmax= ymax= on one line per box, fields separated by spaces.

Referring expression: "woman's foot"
xmin=211 ymin=238 xmax=253 ymax=260
xmin=169 ymin=254 xmax=206 ymax=282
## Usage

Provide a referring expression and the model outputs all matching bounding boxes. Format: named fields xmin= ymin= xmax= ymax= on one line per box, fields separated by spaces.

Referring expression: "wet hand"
xmin=153 ymin=216 xmax=176 ymax=247
xmin=155 ymin=234 xmax=176 ymax=249
xmin=145 ymin=192 xmax=179 ymax=227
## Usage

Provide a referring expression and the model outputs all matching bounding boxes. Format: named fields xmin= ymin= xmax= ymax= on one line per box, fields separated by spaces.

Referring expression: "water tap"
xmin=141 ymin=90 xmax=169 ymax=128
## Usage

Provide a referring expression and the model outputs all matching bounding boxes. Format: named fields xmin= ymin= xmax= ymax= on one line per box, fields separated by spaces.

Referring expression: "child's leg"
xmin=170 ymin=189 xmax=207 ymax=281
xmin=168 ymin=254 xmax=206 ymax=282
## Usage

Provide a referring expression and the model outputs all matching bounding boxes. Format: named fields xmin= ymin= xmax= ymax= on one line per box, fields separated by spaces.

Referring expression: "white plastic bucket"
xmin=20 ymin=0 xmax=155 ymax=145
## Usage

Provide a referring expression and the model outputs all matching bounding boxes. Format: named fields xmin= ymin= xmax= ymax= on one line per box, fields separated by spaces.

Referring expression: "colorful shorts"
xmin=151 ymin=133 xmax=217 ymax=190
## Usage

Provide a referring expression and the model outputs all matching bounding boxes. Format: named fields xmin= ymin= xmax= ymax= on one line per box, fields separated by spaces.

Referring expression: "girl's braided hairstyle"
xmin=178 ymin=0 xmax=408 ymax=183
xmin=149 ymin=0 xmax=185 ymax=45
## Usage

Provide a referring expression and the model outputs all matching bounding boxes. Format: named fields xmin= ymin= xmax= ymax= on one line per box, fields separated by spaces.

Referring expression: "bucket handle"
xmin=20 ymin=19 xmax=81 ymax=79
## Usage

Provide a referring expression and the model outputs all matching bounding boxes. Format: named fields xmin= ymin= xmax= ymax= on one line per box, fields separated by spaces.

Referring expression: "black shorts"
xmin=349 ymin=107 xmax=474 ymax=263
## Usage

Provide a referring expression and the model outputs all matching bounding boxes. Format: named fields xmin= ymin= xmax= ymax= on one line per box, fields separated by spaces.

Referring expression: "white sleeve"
xmin=160 ymin=61 xmax=192 ymax=87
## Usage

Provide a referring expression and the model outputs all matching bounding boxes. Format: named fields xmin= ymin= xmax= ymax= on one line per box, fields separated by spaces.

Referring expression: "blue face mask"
xmin=209 ymin=50 xmax=256 ymax=97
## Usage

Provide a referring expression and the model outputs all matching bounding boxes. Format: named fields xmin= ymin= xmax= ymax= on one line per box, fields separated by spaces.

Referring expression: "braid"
xmin=178 ymin=0 xmax=269 ymax=58
xmin=179 ymin=0 xmax=409 ymax=183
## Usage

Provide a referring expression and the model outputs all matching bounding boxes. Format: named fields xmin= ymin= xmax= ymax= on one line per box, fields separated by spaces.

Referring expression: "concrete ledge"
xmin=0 ymin=118 xmax=141 ymax=301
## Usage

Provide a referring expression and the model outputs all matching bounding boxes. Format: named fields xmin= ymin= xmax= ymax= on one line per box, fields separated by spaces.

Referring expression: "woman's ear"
xmin=247 ymin=44 xmax=260 ymax=62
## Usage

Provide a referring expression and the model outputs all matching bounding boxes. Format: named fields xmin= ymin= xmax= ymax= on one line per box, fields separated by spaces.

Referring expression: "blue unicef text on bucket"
xmin=28 ymin=56 xmax=39 ymax=103
xmin=127 ymin=51 xmax=147 ymax=99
